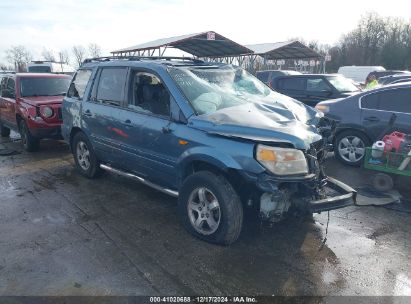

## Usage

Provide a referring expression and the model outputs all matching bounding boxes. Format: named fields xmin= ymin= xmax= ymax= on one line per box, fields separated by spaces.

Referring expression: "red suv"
xmin=0 ymin=73 xmax=71 ymax=151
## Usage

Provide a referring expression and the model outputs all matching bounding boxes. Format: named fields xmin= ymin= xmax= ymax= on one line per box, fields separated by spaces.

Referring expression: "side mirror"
xmin=320 ymin=89 xmax=333 ymax=96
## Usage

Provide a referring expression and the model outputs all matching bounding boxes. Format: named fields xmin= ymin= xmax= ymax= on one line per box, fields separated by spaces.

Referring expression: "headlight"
xmin=315 ymin=104 xmax=329 ymax=113
xmin=41 ymin=106 xmax=54 ymax=118
xmin=256 ymin=145 xmax=308 ymax=175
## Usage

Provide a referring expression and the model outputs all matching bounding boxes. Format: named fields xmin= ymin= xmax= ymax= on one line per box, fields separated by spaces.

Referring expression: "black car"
xmin=271 ymin=74 xmax=361 ymax=107
xmin=379 ymin=74 xmax=411 ymax=86
xmin=315 ymin=83 xmax=411 ymax=166
xmin=255 ymin=70 xmax=301 ymax=87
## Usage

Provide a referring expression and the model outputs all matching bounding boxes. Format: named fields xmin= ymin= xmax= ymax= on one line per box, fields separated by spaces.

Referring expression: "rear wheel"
xmin=178 ymin=171 xmax=243 ymax=245
xmin=0 ymin=123 xmax=10 ymax=137
xmin=19 ymin=120 xmax=39 ymax=152
xmin=335 ymin=130 xmax=370 ymax=166
xmin=72 ymin=132 xmax=101 ymax=178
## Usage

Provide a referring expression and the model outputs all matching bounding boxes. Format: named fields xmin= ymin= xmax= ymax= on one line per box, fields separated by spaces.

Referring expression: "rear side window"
xmin=361 ymin=93 xmax=379 ymax=109
xmin=277 ymin=78 xmax=305 ymax=91
xmin=96 ymin=68 xmax=127 ymax=106
xmin=67 ymin=69 xmax=92 ymax=99
xmin=379 ymin=88 xmax=411 ymax=113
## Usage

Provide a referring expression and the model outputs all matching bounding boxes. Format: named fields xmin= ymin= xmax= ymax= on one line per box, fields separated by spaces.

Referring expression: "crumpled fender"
xmin=175 ymin=146 xmax=245 ymax=186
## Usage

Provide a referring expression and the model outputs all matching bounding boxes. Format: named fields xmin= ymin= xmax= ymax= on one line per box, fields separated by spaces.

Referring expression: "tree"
xmin=88 ymin=43 xmax=101 ymax=58
xmin=5 ymin=45 xmax=32 ymax=72
xmin=72 ymin=45 xmax=87 ymax=68
xmin=57 ymin=50 xmax=71 ymax=71
xmin=325 ymin=13 xmax=411 ymax=72
xmin=0 ymin=63 xmax=14 ymax=71
xmin=58 ymin=50 xmax=70 ymax=64
xmin=41 ymin=48 xmax=56 ymax=61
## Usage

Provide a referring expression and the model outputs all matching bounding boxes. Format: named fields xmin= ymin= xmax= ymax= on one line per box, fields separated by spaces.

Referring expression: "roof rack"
xmin=82 ymin=56 xmax=204 ymax=64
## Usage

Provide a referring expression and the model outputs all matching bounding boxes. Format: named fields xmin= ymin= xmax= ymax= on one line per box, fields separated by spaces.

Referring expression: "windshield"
xmin=327 ymin=76 xmax=359 ymax=92
xmin=169 ymin=65 xmax=315 ymax=121
xmin=28 ymin=66 xmax=51 ymax=73
xmin=20 ymin=77 xmax=70 ymax=97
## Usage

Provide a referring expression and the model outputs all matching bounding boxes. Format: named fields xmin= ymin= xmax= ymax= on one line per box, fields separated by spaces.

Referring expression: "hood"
xmin=188 ymin=101 xmax=323 ymax=150
xmin=20 ymin=96 xmax=64 ymax=106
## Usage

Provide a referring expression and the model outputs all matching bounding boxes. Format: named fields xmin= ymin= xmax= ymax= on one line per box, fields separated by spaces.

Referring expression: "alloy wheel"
xmin=187 ymin=187 xmax=221 ymax=235
xmin=76 ymin=141 xmax=91 ymax=170
xmin=338 ymin=136 xmax=366 ymax=163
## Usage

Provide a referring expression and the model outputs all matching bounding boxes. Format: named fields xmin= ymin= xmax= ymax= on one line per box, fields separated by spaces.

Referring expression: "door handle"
xmin=364 ymin=116 xmax=380 ymax=122
xmin=83 ymin=109 xmax=92 ymax=117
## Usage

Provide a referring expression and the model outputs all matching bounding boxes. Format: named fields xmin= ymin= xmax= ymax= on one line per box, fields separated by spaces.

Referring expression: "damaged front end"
xmin=257 ymin=116 xmax=357 ymax=222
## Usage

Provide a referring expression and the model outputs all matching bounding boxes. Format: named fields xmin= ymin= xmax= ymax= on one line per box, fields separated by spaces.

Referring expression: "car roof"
xmin=384 ymin=81 xmax=411 ymax=88
xmin=379 ymin=73 xmax=411 ymax=79
xmin=14 ymin=73 xmax=71 ymax=78
xmin=80 ymin=57 xmax=227 ymax=70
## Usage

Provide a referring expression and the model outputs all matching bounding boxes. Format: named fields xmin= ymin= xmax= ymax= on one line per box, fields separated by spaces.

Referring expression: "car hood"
xmin=188 ymin=101 xmax=323 ymax=150
xmin=20 ymin=96 xmax=64 ymax=106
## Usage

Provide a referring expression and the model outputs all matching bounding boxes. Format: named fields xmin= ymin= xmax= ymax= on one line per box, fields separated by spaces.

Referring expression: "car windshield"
xmin=327 ymin=76 xmax=359 ymax=92
xmin=28 ymin=66 xmax=51 ymax=73
xmin=169 ymin=66 xmax=305 ymax=115
xmin=20 ymin=77 xmax=70 ymax=97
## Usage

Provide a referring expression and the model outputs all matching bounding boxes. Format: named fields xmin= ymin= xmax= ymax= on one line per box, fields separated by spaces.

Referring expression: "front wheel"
xmin=72 ymin=132 xmax=101 ymax=178
xmin=178 ymin=171 xmax=243 ymax=245
xmin=19 ymin=120 xmax=39 ymax=152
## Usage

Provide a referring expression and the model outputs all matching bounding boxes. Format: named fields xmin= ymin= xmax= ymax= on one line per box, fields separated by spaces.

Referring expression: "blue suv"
xmin=62 ymin=57 xmax=356 ymax=245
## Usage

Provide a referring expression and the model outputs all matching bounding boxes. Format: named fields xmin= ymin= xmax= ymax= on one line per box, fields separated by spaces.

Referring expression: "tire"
xmin=178 ymin=171 xmax=243 ymax=245
xmin=372 ymin=173 xmax=394 ymax=192
xmin=0 ymin=123 xmax=10 ymax=137
xmin=334 ymin=130 xmax=370 ymax=166
xmin=19 ymin=120 xmax=39 ymax=152
xmin=72 ymin=132 xmax=101 ymax=178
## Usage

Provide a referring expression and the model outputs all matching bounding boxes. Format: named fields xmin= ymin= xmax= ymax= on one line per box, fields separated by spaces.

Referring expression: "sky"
xmin=0 ymin=0 xmax=410 ymax=65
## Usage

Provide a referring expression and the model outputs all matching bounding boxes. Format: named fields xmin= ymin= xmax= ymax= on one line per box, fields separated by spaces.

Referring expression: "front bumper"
xmin=30 ymin=126 xmax=62 ymax=139
xmin=308 ymin=177 xmax=356 ymax=213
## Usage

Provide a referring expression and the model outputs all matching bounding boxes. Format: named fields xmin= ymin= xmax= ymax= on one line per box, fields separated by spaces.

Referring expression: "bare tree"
xmin=88 ymin=43 xmax=101 ymax=58
xmin=57 ymin=49 xmax=70 ymax=71
xmin=0 ymin=63 xmax=14 ymax=71
xmin=5 ymin=45 xmax=33 ymax=72
xmin=58 ymin=50 xmax=70 ymax=64
xmin=41 ymin=48 xmax=56 ymax=61
xmin=72 ymin=45 xmax=87 ymax=68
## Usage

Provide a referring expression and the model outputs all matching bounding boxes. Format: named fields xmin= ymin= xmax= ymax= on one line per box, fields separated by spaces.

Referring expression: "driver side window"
xmin=128 ymin=71 xmax=170 ymax=117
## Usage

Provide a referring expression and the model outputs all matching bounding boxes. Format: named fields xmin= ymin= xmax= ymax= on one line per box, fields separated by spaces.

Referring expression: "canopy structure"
xmin=111 ymin=31 xmax=254 ymax=58
xmin=245 ymin=40 xmax=323 ymax=60
xmin=111 ymin=34 xmax=324 ymax=73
